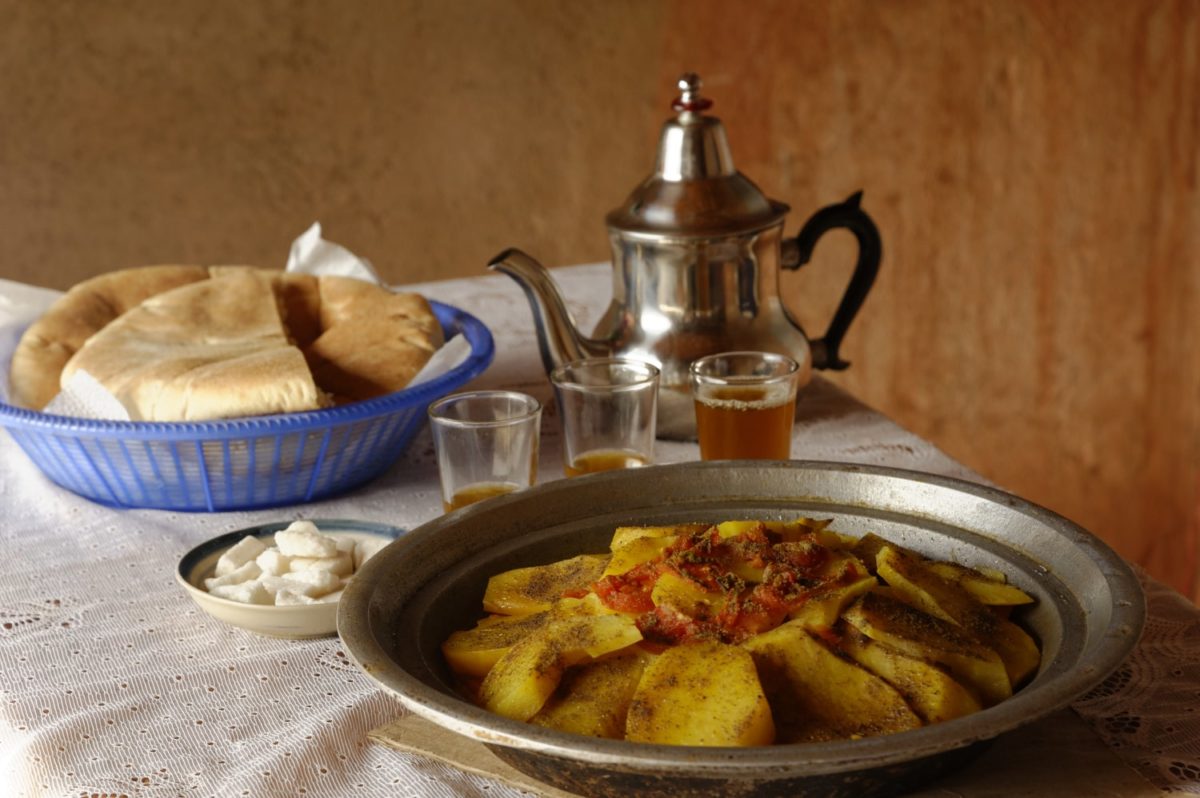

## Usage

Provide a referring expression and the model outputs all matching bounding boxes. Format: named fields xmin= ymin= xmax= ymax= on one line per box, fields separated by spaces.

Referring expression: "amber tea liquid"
xmin=443 ymin=481 xmax=521 ymax=512
xmin=564 ymin=448 xmax=649 ymax=478
xmin=694 ymin=385 xmax=796 ymax=460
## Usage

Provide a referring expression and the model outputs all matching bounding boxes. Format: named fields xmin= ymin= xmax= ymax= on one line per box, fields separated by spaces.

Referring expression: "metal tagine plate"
xmin=338 ymin=461 xmax=1144 ymax=798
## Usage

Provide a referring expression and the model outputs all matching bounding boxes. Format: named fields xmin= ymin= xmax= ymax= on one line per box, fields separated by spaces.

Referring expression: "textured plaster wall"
xmin=1 ymin=0 xmax=1197 ymax=599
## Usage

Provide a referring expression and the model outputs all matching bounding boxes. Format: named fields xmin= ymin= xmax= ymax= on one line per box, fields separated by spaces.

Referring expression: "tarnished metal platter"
xmin=339 ymin=461 xmax=1144 ymax=797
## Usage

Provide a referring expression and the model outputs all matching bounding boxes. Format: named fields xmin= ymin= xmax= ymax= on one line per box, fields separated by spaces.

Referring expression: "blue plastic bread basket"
xmin=0 ymin=300 xmax=494 ymax=511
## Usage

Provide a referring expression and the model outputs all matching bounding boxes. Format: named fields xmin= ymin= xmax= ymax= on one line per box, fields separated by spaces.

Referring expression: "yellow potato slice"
xmin=479 ymin=613 xmax=642 ymax=722
xmin=531 ymin=649 xmax=652 ymax=739
xmin=876 ymin=546 xmax=1040 ymax=687
xmin=787 ymin=576 xmax=877 ymax=631
xmin=650 ymin=571 xmax=726 ymax=619
xmin=743 ymin=621 xmax=921 ymax=742
xmin=626 ymin=640 xmax=774 ymax=746
xmin=839 ymin=629 xmax=983 ymax=724
xmin=843 ymin=589 xmax=1012 ymax=705
xmin=441 ymin=611 xmax=555 ymax=678
xmin=482 ymin=553 xmax=610 ymax=615
xmin=926 ymin=561 xmax=1035 ymax=606
xmin=716 ymin=520 xmax=767 ymax=539
xmin=610 ymin=524 xmax=707 ymax=550
xmin=603 ymin=536 xmax=677 ymax=577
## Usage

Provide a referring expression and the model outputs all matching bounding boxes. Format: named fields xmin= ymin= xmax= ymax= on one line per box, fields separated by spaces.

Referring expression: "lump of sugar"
xmin=215 ymin=536 xmax=268 ymax=577
xmin=205 ymin=560 xmax=262 ymax=590
xmin=275 ymin=589 xmax=319 ymax=606
xmin=255 ymin=548 xmax=291 ymax=576
xmin=289 ymin=550 xmax=354 ymax=577
xmin=209 ymin=580 xmax=272 ymax=605
xmin=280 ymin=568 xmax=342 ymax=597
xmin=274 ymin=521 xmax=339 ymax=558
xmin=354 ymin=537 xmax=390 ymax=570
xmin=258 ymin=570 xmax=341 ymax=599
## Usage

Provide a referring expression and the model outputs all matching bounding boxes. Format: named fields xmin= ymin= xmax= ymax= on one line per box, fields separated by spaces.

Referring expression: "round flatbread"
xmin=61 ymin=270 xmax=326 ymax=422
xmin=303 ymin=275 xmax=445 ymax=404
xmin=9 ymin=265 xmax=212 ymax=409
xmin=9 ymin=265 xmax=445 ymax=419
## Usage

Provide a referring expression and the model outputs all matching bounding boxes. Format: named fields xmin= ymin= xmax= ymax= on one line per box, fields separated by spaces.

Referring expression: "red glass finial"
xmin=672 ymin=72 xmax=713 ymax=113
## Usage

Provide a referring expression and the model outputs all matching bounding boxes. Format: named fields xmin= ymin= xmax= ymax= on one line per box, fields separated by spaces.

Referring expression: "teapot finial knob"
xmin=672 ymin=72 xmax=712 ymax=113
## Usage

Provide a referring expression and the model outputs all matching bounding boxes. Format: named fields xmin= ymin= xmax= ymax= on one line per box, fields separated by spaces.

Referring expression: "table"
xmin=0 ymin=264 xmax=1197 ymax=797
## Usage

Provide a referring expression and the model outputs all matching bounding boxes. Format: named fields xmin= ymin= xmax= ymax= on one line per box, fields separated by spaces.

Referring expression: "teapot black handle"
xmin=782 ymin=191 xmax=881 ymax=370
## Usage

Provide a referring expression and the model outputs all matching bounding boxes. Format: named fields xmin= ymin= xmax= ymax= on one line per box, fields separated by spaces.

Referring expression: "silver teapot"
xmin=490 ymin=73 xmax=880 ymax=439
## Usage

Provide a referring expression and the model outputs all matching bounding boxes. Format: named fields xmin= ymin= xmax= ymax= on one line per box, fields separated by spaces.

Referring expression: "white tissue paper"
xmin=8 ymin=223 xmax=470 ymax=419
xmin=44 ymin=370 xmax=132 ymax=421
xmin=285 ymin=221 xmax=385 ymax=284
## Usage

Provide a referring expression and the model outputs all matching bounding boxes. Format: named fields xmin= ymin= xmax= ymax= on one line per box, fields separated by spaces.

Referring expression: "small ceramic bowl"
xmin=177 ymin=519 xmax=402 ymax=639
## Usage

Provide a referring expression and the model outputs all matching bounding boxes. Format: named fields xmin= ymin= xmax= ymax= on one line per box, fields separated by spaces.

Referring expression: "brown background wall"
xmin=2 ymin=0 xmax=1197 ymax=600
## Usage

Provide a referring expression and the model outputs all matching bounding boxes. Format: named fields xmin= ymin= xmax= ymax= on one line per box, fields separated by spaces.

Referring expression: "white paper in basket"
xmin=4 ymin=224 xmax=469 ymax=419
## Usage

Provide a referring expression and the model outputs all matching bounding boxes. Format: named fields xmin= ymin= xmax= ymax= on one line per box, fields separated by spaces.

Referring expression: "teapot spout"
xmin=487 ymin=248 xmax=611 ymax=373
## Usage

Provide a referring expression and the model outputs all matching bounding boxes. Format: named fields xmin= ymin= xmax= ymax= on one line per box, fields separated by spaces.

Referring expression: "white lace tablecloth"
xmin=0 ymin=264 xmax=1196 ymax=797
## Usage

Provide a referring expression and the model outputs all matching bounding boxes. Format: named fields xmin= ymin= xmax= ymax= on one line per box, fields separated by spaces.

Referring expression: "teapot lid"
xmin=605 ymin=73 xmax=789 ymax=238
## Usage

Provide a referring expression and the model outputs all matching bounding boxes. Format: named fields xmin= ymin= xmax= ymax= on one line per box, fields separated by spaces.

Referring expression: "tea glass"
xmin=689 ymin=351 xmax=800 ymax=460
xmin=428 ymin=391 xmax=541 ymax=512
xmin=549 ymin=357 xmax=659 ymax=477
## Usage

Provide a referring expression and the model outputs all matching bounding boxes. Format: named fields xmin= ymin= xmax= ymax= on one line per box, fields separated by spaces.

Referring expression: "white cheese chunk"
xmin=274 ymin=521 xmax=339 ymax=558
xmin=353 ymin=537 xmax=390 ymax=570
xmin=209 ymin=580 xmax=272 ymax=605
xmin=255 ymin=548 xmax=292 ymax=576
xmin=259 ymin=571 xmax=341 ymax=599
xmin=205 ymin=560 xmax=262 ymax=590
xmin=289 ymin=550 xmax=354 ymax=577
xmin=275 ymin=589 xmax=319 ymax=606
xmin=316 ymin=588 xmax=344 ymax=604
xmin=214 ymin=536 xmax=268 ymax=577
xmin=281 ymin=568 xmax=342 ymax=597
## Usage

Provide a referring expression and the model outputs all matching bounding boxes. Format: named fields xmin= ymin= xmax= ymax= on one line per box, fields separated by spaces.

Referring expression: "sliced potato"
xmin=850 ymin=532 xmax=892 ymax=573
xmin=479 ymin=612 xmax=643 ymax=722
xmin=483 ymin=553 xmax=610 ymax=615
xmin=843 ymin=590 xmax=1012 ymax=705
xmin=442 ymin=594 xmax=614 ymax=679
xmin=449 ymin=517 xmax=1043 ymax=746
xmin=626 ymin=640 xmax=774 ymax=746
xmin=650 ymin=570 xmax=726 ymax=619
xmin=788 ymin=576 xmax=876 ymax=631
xmin=743 ymin=621 xmax=921 ymax=742
xmin=926 ymin=561 xmax=1035 ymax=606
xmin=441 ymin=610 xmax=554 ymax=678
xmin=610 ymin=524 xmax=707 ymax=550
xmin=838 ymin=628 xmax=983 ymax=723
xmin=876 ymin=546 xmax=1040 ymax=687
xmin=531 ymin=649 xmax=652 ymax=738
xmin=817 ymin=551 xmax=874 ymax=582
xmin=604 ymin=536 xmax=677 ymax=577
xmin=716 ymin=520 xmax=766 ymax=539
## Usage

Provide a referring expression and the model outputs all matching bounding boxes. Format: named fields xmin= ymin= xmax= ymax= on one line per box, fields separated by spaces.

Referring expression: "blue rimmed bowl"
xmin=178 ymin=518 xmax=404 ymax=638
xmin=0 ymin=301 xmax=493 ymax=511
